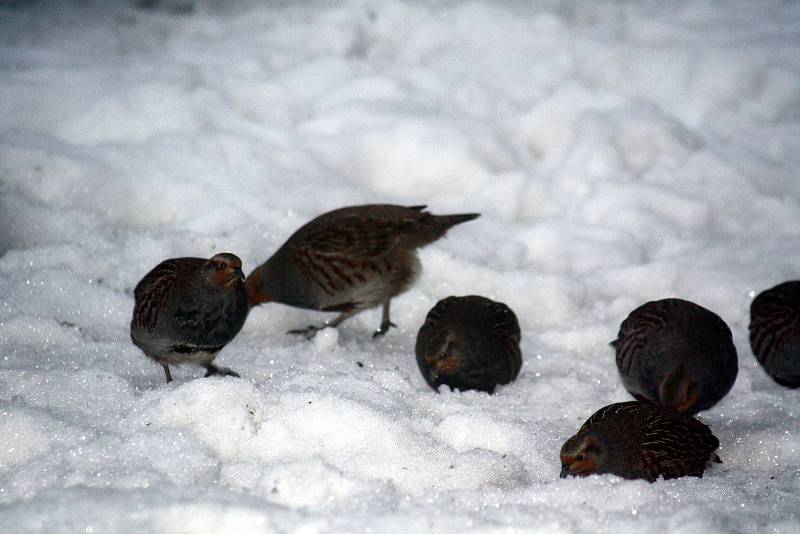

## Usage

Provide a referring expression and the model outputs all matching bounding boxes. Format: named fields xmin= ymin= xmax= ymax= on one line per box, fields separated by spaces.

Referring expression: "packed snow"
xmin=1 ymin=0 xmax=800 ymax=532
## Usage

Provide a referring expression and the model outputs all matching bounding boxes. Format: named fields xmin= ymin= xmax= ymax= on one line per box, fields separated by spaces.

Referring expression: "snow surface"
xmin=1 ymin=0 xmax=800 ymax=532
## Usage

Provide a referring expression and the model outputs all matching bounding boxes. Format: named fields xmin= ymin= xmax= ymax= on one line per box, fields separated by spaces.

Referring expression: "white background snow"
xmin=1 ymin=0 xmax=799 ymax=532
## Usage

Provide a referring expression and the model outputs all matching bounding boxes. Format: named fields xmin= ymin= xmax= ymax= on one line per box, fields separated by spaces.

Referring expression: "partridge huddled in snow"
xmin=749 ymin=281 xmax=800 ymax=388
xmin=415 ymin=295 xmax=521 ymax=394
xmin=611 ymin=298 xmax=738 ymax=414
xmin=560 ymin=401 xmax=720 ymax=482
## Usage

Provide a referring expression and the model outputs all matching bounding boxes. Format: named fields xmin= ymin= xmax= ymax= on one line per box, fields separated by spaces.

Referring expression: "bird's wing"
xmin=579 ymin=401 xmax=642 ymax=433
xmin=486 ymin=300 xmax=522 ymax=381
xmin=639 ymin=411 xmax=719 ymax=481
xmin=487 ymin=300 xmax=520 ymax=340
xmin=293 ymin=213 xmax=419 ymax=259
xmin=284 ymin=214 xmax=417 ymax=298
xmin=132 ymin=260 xmax=181 ymax=329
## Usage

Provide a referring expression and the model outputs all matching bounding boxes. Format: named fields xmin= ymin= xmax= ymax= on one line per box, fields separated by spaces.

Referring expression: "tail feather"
xmin=410 ymin=211 xmax=480 ymax=248
xmin=438 ymin=213 xmax=481 ymax=228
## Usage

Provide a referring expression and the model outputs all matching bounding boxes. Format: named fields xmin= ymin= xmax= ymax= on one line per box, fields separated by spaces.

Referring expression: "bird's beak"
xmin=224 ymin=270 xmax=244 ymax=287
xmin=559 ymin=464 xmax=570 ymax=479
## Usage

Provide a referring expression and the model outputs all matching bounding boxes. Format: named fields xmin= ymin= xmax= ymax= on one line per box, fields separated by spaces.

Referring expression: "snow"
xmin=1 ymin=0 xmax=800 ymax=532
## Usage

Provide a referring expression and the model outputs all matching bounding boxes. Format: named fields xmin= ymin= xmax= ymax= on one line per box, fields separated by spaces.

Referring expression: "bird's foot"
xmin=205 ymin=364 xmax=240 ymax=378
xmin=287 ymin=325 xmax=324 ymax=339
xmin=372 ymin=321 xmax=397 ymax=339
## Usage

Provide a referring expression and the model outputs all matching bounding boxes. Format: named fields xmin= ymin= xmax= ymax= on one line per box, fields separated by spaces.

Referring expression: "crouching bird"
xmin=415 ymin=295 xmax=522 ymax=393
xmin=611 ymin=298 xmax=738 ymax=414
xmin=245 ymin=204 xmax=480 ymax=338
xmin=559 ymin=401 xmax=721 ymax=482
xmin=749 ymin=280 xmax=800 ymax=388
xmin=131 ymin=253 xmax=248 ymax=383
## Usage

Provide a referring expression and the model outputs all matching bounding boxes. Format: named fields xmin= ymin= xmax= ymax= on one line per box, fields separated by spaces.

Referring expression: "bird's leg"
xmin=328 ymin=310 xmax=357 ymax=329
xmin=162 ymin=363 xmax=173 ymax=383
xmin=288 ymin=311 xmax=357 ymax=339
xmin=204 ymin=363 xmax=240 ymax=378
xmin=373 ymin=299 xmax=397 ymax=338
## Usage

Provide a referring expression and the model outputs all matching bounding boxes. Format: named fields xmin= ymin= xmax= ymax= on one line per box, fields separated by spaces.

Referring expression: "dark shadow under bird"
xmin=245 ymin=204 xmax=480 ymax=338
xmin=415 ymin=295 xmax=522 ymax=394
xmin=611 ymin=298 xmax=738 ymax=414
xmin=131 ymin=253 xmax=248 ymax=383
xmin=750 ymin=280 xmax=800 ymax=388
xmin=560 ymin=401 xmax=721 ymax=482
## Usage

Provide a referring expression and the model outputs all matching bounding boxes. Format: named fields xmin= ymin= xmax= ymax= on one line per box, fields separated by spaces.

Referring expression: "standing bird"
xmin=749 ymin=281 xmax=800 ymax=388
xmin=245 ymin=204 xmax=480 ymax=338
xmin=415 ymin=295 xmax=522 ymax=394
xmin=559 ymin=401 xmax=721 ymax=482
xmin=131 ymin=253 xmax=248 ymax=383
xmin=611 ymin=298 xmax=738 ymax=414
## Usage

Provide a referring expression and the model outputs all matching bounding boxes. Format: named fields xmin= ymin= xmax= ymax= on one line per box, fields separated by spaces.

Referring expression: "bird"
xmin=749 ymin=281 xmax=800 ymax=388
xmin=245 ymin=204 xmax=480 ymax=338
xmin=559 ymin=401 xmax=721 ymax=482
xmin=610 ymin=298 xmax=738 ymax=414
xmin=131 ymin=253 xmax=248 ymax=383
xmin=415 ymin=295 xmax=522 ymax=394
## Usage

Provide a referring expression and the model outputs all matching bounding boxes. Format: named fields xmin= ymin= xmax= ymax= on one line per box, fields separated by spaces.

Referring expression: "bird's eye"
xmin=576 ymin=454 xmax=585 ymax=462
xmin=215 ymin=262 xmax=226 ymax=270
xmin=438 ymin=351 xmax=447 ymax=360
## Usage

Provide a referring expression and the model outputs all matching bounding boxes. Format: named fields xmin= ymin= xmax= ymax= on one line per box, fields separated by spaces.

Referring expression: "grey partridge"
xmin=415 ymin=295 xmax=521 ymax=394
xmin=245 ymin=204 xmax=479 ymax=338
xmin=560 ymin=401 xmax=721 ymax=482
xmin=749 ymin=281 xmax=800 ymax=388
xmin=611 ymin=298 xmax=738 ymax=414
xmin=131 ymin=253 xmax=248 ymax=383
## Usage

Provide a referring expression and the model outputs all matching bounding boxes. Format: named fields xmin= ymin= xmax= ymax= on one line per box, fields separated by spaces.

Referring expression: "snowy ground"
xmin=1 ymin=0 xmax=800 ymax=532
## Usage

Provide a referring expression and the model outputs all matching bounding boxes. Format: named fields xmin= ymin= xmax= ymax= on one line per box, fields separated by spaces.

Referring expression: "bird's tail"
xmin=437 ymin=212 xmax=481 ymax=228
xmin=411 ymin=212 xmax=480 ymax=248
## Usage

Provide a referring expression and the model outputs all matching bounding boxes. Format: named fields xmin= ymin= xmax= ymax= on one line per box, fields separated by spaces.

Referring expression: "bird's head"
xmin=423 ymin=332 xmax=463 ymax=386
xmin=559 ymin=432 xmax=609 ymax=479
xmin=205 ymin=253 xmax=245 ymax=290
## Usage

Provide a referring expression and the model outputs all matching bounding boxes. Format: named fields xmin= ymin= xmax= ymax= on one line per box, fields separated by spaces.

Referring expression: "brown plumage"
xmin=131 ymin=253 xmax=248 ymax=383
xmin=415 ymin=295 xmax=522 ymax=394
xmin=749 ymin=281 xmax=800 ymax=388
xmin=559 ymin=401 xmax=721 ymax=482
xmin=611 ymin=298 xmax=738 ymax=414
xmin=245 ymin=204 xmax=480 ymax=338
